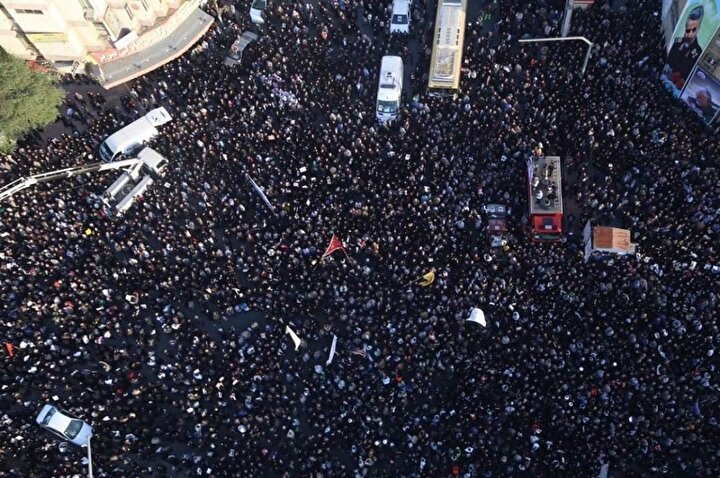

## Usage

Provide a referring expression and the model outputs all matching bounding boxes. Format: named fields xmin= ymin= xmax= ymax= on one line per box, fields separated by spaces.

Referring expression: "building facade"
xmin=0 ymin=0 xmax=213 ymax=87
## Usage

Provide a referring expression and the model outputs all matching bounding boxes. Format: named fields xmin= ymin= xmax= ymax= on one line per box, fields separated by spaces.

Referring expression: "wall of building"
xmin=0 ymin=6 xmax=35 ymax=59
xmin=0 ymin=0 xmax=191 ymax=72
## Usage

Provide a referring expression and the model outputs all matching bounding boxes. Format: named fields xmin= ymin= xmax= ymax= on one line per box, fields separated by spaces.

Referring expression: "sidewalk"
xmin=37 ymin=81 xmax=129 ymax=145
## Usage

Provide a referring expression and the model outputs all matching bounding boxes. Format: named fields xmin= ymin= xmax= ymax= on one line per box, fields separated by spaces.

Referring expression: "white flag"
xmin=247 ymin=174 xmax=275 ymax=212
xmin=466 ymin=307 xmax=486 ymax=327
xmin=326 ymin=335 xmax=338 ymax=365
xmin=285 ymin=325 xmax=302 ymax=350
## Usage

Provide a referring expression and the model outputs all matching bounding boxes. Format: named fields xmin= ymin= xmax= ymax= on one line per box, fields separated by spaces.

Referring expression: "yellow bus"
xmin=428 ymin=0 xmax=468 ymax=96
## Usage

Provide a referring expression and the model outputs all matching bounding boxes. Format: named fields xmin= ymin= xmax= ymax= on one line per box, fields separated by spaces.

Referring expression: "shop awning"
xmin=90 ymin=7 xmax=214 ymax=89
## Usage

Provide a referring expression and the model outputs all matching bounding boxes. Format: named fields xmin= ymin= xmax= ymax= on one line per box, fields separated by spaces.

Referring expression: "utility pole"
xmin=86 ymin=435 xmax=93 ymax=478
xmin=518 ymin=36 xmax=594 ymax=76
xmin=561 ymin=0 xmax=575 ymax=37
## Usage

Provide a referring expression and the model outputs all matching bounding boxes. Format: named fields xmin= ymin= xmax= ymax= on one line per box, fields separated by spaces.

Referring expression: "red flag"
xmin=5 ymin=342 xmax=16 ymax=358
xmin=322 ymin=234 xmax=345 ymax=258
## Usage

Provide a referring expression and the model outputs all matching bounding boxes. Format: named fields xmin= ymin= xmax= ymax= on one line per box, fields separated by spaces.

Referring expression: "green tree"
xmin=0 ymin=49 xmax=64 ymax=154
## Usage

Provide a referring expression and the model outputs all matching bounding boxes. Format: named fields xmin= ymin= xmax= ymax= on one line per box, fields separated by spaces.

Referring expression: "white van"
xmin=376 ymin=56 xmax=404 ymax=123
xmin=390 ymin=0 xmax=410 ymax=34
xmin=98 ymin=107 xmax=172 ymax=162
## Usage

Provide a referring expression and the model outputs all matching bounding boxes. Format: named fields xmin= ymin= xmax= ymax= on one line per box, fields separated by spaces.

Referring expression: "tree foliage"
xmin=0 ymin=50 xmax=64 ymax=154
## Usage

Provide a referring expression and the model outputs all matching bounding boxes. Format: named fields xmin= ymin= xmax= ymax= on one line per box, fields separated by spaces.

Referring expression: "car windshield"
xmin=377 ymin=100 xmax=398 ymax=114
xmin=252 ymin=0 xmax=266 ymax=9
xmin=64 ymin=420 xmax=83 ymax=439
xmin=392 ymin=14 xmax=408 ymax=24
xmin=41 ymin=407 xmax=56 ymax=426
xmin=533 ymin=233 xmax=561 ymax=242
xmin=99 ymin=142 xmax=113 ymax=161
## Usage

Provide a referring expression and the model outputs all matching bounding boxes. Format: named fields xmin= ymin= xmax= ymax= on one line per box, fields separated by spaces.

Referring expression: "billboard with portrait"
xmin=679 ymin=68 xmax=720 ymax=123
xmin=662 ymin=0 xmax=720 ymax=97
xmin=663 ymin=0 xmax=689 ymax=52
xmin=696 ymin=24 xmax=720 ymax=81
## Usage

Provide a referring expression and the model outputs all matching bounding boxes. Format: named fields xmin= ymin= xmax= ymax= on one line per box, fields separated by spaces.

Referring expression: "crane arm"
xmin=0 ymin=158 xmax=142 ymax=202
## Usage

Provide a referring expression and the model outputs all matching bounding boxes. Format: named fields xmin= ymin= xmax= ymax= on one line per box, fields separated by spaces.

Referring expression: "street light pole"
xmin=518 ymin=36 xmax=594 ymax=76
xmin=86 ymin=435 xmax=93 ymax=478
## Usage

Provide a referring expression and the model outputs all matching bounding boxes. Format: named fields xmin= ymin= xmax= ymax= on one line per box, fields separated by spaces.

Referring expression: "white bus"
xmin=427 ymin=0 xmax=468 ymax=96
xmin=98 ymin=107 xmax=172 ymax=162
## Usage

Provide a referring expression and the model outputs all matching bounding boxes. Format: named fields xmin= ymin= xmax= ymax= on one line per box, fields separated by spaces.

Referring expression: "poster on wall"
xmin=679 ymin=67 xmax=720 ymax=123
xmin=663 ymin=0 xmax=689 ymax=52
xmin=696 ymin=24 xmax=720 ymax=81
xmin=662 ymin=0 xmax=720 ymax=97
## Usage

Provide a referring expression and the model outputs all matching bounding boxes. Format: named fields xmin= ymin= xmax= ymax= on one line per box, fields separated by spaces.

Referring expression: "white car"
xmin=390 ymin=0 xmax=410 ymax=34
xmin=36 ymin=404 xmax=92 ymax=447
xmin=250 ymin=0 xmax=267 ymax=24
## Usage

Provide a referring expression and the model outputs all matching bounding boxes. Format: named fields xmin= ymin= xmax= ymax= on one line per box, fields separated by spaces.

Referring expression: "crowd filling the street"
xmin=1 ymin=0 xmax=719 ymax=477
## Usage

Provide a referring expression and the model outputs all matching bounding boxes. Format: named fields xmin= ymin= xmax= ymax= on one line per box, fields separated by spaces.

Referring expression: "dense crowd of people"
xmin=1 ymin=0 xmax=719 ymax=476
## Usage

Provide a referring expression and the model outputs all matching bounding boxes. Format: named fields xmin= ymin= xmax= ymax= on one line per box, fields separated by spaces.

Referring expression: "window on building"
xmin=14 ymin=9 xmax=43 ymax=15
xmin=93 ymin=22 xmax=110 ymax=37
xmin=124 ymin=4 xmax=134 ymax=20
xmin=78 ymin=0 xmax=93 ymax=8
xmin=140 ymin=0 xmax=149 ymax=11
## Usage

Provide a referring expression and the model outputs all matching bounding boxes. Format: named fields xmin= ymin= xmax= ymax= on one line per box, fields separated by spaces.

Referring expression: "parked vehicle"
xmin=36 ymin=404 xmax=92 ymax=447
xmin=376 ymin=56 xmax=404 ymax=123
xmin=390 ymin=0 xmax=411 ymax=34
xmin=224 ymin=31 xmax=259 ymax=67
xmin=484 ymin=203 xmax=509 ymax=247
xmin=527 ymin=155 xmax=563 ymax=242
xmin=98 ymin=107 xmax=172 ymax=162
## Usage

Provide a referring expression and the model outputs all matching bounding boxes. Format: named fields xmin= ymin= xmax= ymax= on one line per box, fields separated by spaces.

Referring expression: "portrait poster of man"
xmin=663 ymin=0 xmax=689 ymax=50
xmin=662 ymin=0 xmax=720 ymax=97
xmin=680 ymin=68 xmax=720 ymax=123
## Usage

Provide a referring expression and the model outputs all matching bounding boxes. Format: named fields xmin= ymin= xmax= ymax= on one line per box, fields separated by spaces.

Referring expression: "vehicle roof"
xmin=239 ymin=31 xmax=259 ymax=44
xmin=528 ymin=155 xmax=563 ymax=215
xmin=103 ymin=116 xmax=160 ymax=153
xmin=392 ymin=0 xmax=410 ymax=14
xmin=137 ymin=147 xmax=167 ymax=172
xmin=488 ymin=217 xmax=507 ymax=232
xmin=593 ymin=226 xmax=633 ymax=251
xmin=428 ymin=0 xmax=467 ymax=87
xmin=38 ymin=405 xmax=72 ymax=431
xmin=380 ymin=56 xmax=403 ymax=72
xmin=145 ymin=107 xmax=172 ymax=127
xmin=485 ymin=204 xmax=507 ymax=216
xmin=532 ymin=214 xmax=561 ymax=232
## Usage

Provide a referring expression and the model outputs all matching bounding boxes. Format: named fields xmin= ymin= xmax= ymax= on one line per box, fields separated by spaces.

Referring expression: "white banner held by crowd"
xmin=326 ymin=335 xmax=338 ymax=365
xmin=246 ymin=174 xmax=275 ymax=212
xmin=285 ymin=325 xmax=302 ymax=350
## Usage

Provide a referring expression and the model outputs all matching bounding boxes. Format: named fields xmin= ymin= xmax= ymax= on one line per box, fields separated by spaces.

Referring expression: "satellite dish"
xmin=466 ymin=308 xmax=486 ymax=327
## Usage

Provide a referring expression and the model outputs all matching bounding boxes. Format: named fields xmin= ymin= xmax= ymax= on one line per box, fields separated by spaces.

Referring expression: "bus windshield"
xmin=377 ymin=100 xmax=398 ymax=114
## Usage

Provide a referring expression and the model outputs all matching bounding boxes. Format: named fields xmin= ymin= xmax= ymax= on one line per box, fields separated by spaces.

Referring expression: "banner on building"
xmin=679 ymin=67 xmax=720 ymax=123
xmin=697 ymin=23 xmax=720 ymax=81
xmin=662 ymin=1 xmax=720 ymax=97
xmin=26 ymin=32 xmax=68 ymax=43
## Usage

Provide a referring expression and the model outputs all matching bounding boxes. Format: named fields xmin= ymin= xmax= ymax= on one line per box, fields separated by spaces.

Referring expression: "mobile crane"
xmin=0 ymin=147 xmax=167 ymax=216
